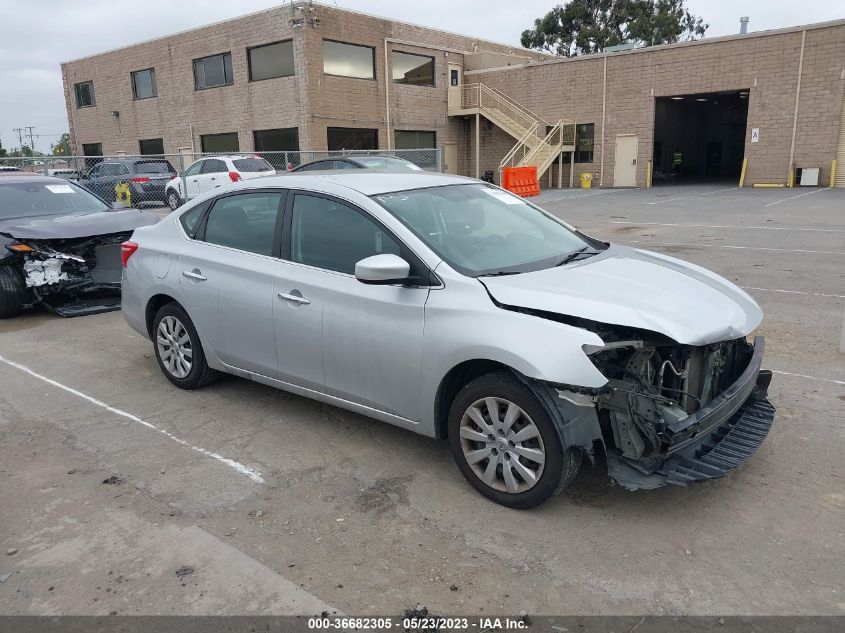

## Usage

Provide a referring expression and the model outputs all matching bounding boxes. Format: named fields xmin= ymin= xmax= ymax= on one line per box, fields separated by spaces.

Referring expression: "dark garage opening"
xmin=653 ymin=90 xmax=749 ymax=185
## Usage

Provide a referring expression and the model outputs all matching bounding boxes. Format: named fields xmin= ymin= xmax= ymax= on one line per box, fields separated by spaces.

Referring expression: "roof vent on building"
xmin=740 ymin=16 xmax=750 ymax=34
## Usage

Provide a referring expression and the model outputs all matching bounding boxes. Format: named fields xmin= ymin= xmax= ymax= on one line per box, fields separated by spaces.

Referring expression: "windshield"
xmin=356 ymin=156 xmax=422 ymax=171
xmin=0 ymin=180 xmax=109 ymax=220
xmin=373 ymin=184 xmax=590 ymax=276
xmin=133 ymin=160 xmax=174 ymax=174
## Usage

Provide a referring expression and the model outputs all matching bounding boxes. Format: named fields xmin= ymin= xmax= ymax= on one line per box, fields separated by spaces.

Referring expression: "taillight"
xmin=130 ymin=177 xmax=150 ymax=183
xmin=121 ymin=241 xmax=139 ymax=268
xmin=228 ymin=171 xmax=241 ymax=182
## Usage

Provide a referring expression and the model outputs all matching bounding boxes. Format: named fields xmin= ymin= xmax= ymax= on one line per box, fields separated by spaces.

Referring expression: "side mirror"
xmin=354 ymin=254 xmax=410 ymax=285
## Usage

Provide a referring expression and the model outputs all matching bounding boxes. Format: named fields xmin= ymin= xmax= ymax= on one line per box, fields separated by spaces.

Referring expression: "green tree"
xmin=0 ymin=139 xmax=7 ymax=158
xmin=51 ymin=133 xmax=71 ymax=156
xmin=521 ymin=0 xmax=707 ymax=57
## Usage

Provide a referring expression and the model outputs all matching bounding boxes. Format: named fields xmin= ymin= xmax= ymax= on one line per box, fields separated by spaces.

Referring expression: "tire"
xmin=447 ymin=371 xmax=580 ymax=509
xmin=152 ymin=302 xmax=218 ymax=389
xmin=166 ymin=189 xmax=181 ymax=211
xmin=0 ymin=265 xmax=26 ymax=319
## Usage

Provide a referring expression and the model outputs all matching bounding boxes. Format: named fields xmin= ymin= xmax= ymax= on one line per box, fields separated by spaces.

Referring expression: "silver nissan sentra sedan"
xmin=121 ymin=172 xmax=774 ymax=508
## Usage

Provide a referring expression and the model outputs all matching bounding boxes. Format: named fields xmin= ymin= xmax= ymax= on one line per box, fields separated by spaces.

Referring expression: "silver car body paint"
xmin=122 ymin=172 xmax=762 ymax=437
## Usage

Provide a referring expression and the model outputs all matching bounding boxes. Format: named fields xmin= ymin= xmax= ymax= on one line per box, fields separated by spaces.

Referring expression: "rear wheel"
xmin=153 ymin=303 xmax=218 ymax=389
xmin=448 ymin=372 xmax=580 ymax=508
xmin=0 ymin=265 xmax=26 ymax=319
xmin=167 ymin=189 xmax=181 ymax=211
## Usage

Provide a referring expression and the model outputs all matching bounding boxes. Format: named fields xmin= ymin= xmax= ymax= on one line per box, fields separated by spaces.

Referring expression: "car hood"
xmin=478 ymin=244 xmax=762 ymax=346
xmin=0 ymin=208 xmax=159 ymax=241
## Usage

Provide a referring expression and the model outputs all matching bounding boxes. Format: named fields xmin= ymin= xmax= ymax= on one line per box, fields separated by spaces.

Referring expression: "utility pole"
xmin=12 ymin=127 xmax=24 ymax=151
xmin=25 ymin=126 xmax=35 ymax=153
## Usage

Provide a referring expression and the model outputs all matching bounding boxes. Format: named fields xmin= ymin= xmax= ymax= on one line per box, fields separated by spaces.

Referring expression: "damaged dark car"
xmin=0 ymin=174 xmax=158 ymax=318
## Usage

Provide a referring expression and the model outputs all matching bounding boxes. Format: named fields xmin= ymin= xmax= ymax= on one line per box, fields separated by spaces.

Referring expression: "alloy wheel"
xmin=459 ymin=397 xmax=545 ymax=494
xmin=167 ymin=191 xmax=180 ymax=210
xmin=156 ymin=315 xmax=193 ymax=378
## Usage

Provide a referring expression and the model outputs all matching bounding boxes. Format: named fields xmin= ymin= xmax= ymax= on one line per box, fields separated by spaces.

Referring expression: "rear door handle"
xmin=182 ymin=270 xmax=207 ymax=281
xmin=278 ymin=291 xmax=310 ymax=305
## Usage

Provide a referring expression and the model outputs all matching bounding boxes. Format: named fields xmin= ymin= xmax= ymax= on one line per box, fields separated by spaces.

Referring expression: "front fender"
xmin=420 ymin=278 xmax=608 ymax=431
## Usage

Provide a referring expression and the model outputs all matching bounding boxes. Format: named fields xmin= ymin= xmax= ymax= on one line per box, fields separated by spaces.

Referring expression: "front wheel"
xmin=166 ymin=189 xmax=182 ymax=211
xmin=448 ymin=372 xmax=580 ymax=509
xmin=152 ymin=303 xmax=218 ymax=389
xmin=0 ymin=265 xmax=26 ymax=319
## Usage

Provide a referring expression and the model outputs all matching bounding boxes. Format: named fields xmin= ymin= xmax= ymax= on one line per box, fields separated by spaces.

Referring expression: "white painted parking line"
xmin=647 ymin=187 xmax=741 ymax=205
xmin=539 ymin=189 xmax=630 ymax=203
xmin=0 ymin=354 xmax=265 ymax=484
xmin=625 ymin=240 xmax=845 ymax=256
xmin=764 ymin=188 xmax=826 ymax=208
xmin=741 ymin=286 xmax=845 ymax=299
xmin=597 ymin=221 xmax=845 ymax=234
xmin=771 ymin=370 xmax=845 ymax=386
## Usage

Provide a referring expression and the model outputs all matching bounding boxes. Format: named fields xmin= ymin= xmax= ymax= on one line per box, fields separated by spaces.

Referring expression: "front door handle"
xmin=182 ymin=270 xmax=207 ymax=281
xmin=278 ymin=291 xmax=310 ymax=305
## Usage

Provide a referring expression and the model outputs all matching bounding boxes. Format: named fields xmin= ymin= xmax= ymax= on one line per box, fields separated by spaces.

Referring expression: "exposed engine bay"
xmin=4 ymin=232 xmax=131 ymax=317
xmin=589 ymin=331 xmax=754 ymax=463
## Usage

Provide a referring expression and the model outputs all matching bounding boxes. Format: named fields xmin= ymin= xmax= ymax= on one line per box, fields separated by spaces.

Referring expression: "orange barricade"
xmin=501 ymin=166 xmax=540 ymax=197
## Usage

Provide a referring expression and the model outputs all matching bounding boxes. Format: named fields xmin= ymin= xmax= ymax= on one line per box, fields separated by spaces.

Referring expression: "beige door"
xmin=613 ymin=135 xmax=638 ymax=187
xmin=443 ymin=143 xmax=458 ymax=174
xmin=447 ymin=63 xmax=463 ymax=111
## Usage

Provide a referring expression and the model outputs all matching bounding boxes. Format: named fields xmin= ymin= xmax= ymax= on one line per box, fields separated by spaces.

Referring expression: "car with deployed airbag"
xmin=121 ymin=172 xmax=774 ymax=508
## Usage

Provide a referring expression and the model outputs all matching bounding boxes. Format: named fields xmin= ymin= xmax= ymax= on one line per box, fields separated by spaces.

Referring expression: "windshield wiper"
xmin=477 ymin=270 xmax=521 ymax=278
xmin=555 ymin=246 xmax=598 ymax=267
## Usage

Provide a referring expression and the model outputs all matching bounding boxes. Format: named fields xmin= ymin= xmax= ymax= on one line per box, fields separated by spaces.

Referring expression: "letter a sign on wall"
xmin=751 ymin=128 xmax=760 ymax=143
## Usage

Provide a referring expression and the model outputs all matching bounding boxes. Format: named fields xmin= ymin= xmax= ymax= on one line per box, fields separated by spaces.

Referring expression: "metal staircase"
xmin=448 ymin=82 xmax=576 ymax=180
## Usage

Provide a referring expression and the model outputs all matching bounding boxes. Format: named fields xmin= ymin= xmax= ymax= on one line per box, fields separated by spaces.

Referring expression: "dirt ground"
xmin=1 ymin=183 xmax=843 ymax=616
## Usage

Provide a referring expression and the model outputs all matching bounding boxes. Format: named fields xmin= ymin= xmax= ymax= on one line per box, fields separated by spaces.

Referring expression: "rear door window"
xmin=179 ymin=200 xmax=210 ymax=238
xmin=201 ymin=159 xmax=228 ymax=174
xmin=202 ymin=192 xmax=283 ymax=256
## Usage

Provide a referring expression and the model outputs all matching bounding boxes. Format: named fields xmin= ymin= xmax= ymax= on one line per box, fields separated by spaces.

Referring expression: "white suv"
xmin=165 ymin=155 xmax=276 ymax=210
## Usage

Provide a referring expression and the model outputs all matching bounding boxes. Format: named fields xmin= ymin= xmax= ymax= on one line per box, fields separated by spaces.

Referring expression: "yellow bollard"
xmin=738 ymin=158 xmax=748 ymax=187
xmin=114 ymin=181 xmax=132 ymax=207
xmin=646 ymin=160 xmax=653 ymax=188
xmin=830 ymin=160 xmax=837 ymax=188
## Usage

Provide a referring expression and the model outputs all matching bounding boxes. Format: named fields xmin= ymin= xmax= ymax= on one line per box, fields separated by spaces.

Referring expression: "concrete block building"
xmin=62 ymin=2 xmax=845 ymax=187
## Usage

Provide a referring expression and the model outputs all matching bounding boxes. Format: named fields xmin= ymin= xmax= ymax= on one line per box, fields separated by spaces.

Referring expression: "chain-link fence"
xmin=0 ymin=148 xmax=441 ymax=210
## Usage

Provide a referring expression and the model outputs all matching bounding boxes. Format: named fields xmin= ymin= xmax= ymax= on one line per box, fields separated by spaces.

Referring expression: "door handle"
xmin=278 ymin=291 xmax=310 ymax=305
xmin=182 ymin=270 xmax=207 ymax=281
xmin=210 ymin=177 xmax=216 ymax=181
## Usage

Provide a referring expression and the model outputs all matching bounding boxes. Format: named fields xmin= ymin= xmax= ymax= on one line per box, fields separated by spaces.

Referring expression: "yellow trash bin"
xmin=114 ymin=181 xmax=132 ymax=207
xmin=579 ymin=172 xmax=593 ymax=189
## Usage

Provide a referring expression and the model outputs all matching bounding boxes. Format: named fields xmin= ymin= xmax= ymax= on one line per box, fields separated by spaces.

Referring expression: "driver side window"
xmin=289 ymin=194 xmax=400 ymax=274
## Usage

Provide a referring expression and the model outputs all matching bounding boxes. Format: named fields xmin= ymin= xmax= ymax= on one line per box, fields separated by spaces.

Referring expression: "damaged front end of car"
xmin=531 ymin=321 xmax=775 ymax=491
xmin=3 ymin=232 xmax=132 ymax=317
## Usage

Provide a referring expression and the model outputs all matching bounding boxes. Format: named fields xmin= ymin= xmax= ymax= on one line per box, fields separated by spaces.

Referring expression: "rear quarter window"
xmin=179 ymin=201 xmax=209 ymax=238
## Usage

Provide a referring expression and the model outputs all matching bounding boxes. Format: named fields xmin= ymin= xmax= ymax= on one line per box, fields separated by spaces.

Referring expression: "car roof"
xmin=0 ymin=174 xmax=79 ymax=184
xmin=231 ymin=171 xmax=478 ymax=196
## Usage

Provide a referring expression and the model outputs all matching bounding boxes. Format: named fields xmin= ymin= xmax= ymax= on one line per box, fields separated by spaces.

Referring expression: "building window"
xmin=75 ymin=81 xmax=95 ymax=108
xmin=394 ymin=130 xmax=436 ymax=149
xmin=139 ymin=138 xmax=164 ymax=155
xmin=253 ymin=128 xmax=299 ymax=151
xmin=327 ymin=127 xmax=378 ymax=151
xmin=391 ymin=51 xmax=434 ymax=86
xmin=323 ymin=40 xmax=375 ymax=80
xmin=575 ymin=123 xmax=594 ymax=163
xmin=82 ymin=143 xmax=103 ymax=169
xmin=131 ymin=68 xmax=157 ymax=99
xmin=193 ymin=53 xmax=233 ymax=90
xmin=248 ymin=40 xmax=294 ymax=81
xmin=201 ymin=132 xmax=240 ymax=153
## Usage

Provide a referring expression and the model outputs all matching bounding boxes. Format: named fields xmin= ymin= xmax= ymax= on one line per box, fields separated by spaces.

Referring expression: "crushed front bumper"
xmin=607 ymin=336 xmax=775 ymax=490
